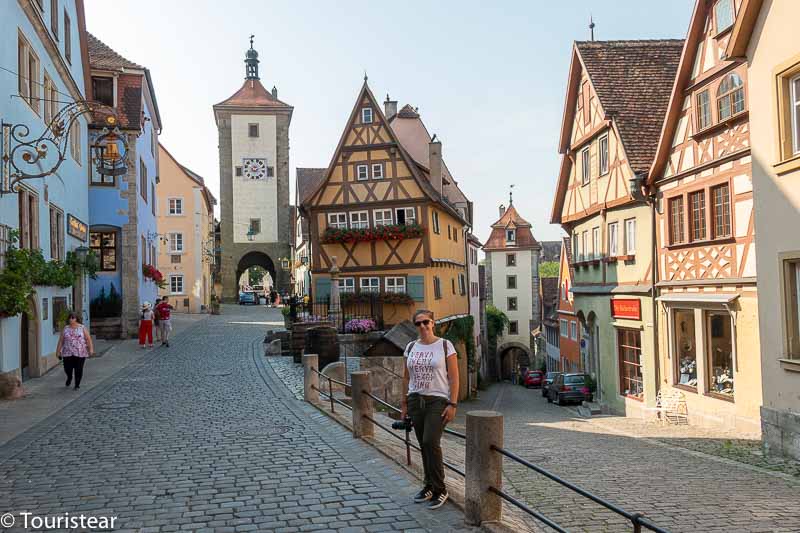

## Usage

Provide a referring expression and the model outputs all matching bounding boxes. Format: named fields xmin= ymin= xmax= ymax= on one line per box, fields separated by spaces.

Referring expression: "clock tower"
xmin=213 ymin=37 xmax=293 ymax=301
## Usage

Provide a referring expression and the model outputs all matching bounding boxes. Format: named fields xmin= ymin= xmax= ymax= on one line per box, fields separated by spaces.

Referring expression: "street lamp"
xmin=247 ymin=228 xmax=255 ymax=242
xmin=278 ymin=256 xmax=290 ymax=271
xmin=74 ymin=245 xmax=89 ymax=265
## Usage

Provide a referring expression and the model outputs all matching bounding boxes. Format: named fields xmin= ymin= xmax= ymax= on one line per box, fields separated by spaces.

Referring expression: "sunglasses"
xmin=414 ymin=319 xmax=432 ymax=327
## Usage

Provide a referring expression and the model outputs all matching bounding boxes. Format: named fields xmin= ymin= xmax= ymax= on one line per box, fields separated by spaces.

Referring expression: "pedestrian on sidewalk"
xmin=138 ymin=302 xmax=154 ymax=348
xmin=155 ymin=296 xmax=174 ymax=347
xmin=400 ymin=309 xmax=459 ymax=510
xmin=153 ymin=298 xmax=162 ymax=344
xmin=55 ymin=312 xmax=94 ymax=390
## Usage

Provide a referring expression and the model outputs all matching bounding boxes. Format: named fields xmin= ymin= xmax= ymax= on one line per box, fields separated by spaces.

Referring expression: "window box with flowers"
xmin=340 ymin=291 xmax=414 ymax=306
xmin=142 ymin=264 xmax=165 ymax=289
xmin=321 ymin=223 xmax=424 ymax=244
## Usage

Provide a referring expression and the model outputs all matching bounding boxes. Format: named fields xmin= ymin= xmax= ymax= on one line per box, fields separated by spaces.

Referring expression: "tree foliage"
xmin=539 ymin=261 xmax=559 ymax=278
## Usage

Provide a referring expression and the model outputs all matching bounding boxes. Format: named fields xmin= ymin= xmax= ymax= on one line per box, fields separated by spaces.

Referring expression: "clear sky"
xmin=85 ymin=0 xmax=695 ymax=244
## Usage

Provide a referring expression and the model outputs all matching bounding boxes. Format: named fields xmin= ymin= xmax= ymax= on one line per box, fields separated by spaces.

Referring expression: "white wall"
xmin=490 ymin=248 xmax=533 ymax=349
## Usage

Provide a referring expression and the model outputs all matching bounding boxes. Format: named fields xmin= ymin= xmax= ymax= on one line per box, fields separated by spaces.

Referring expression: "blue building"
xmin=86 ymin=33 xmax=161 ymax=339
xmin=0 ymin=0 xmax=92 ymax=387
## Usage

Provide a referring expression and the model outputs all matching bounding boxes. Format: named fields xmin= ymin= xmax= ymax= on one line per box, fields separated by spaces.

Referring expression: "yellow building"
xmin=156 ymin=144 xmax=217 ymax=313
xmin=727 ymin=0 xmax=800 ymax=457
xmin=300 ymin=80 xmax=471 ymax=327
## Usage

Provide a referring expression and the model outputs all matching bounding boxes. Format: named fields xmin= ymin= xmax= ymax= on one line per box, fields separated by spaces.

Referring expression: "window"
xmin=396 ymin=207 xmax=416 ymax=226
xmin=90 ymin=231 xmax=116 ymax=271
xmin=599 ymin=135 xmax=609 ymax=175
xmin=360 ymin=277 xmax=379 ymax=293
xmin=43 ymin=73 xmax=54 ymax=125
xmin=249 ymin=218 xmax=261 ymax=235
xmin=17 ymin=188 xmax=39 ymax=250
xmin=618 ymin=328 xmax=643 ymax=400
xmin=69 ymin=121 xmax=80 ymax=162
xmin=570 ymin=321 xmax=577 ymax=340
xmin=706 ymin=312 xmax=734 ymax=397
xmin=328 ymin=213 xmax=347 ymax=229
xmin=506 ymin=229 xmax=515 ymax=243
xmin=581 ymin=230 xmax=588 ymax=261
xmin=92 ymin=77 xmax=113 ymax=107
xmin=0 ymin=225 xmax=11 ymax=271
xmin=452 ymin=278 xmax=456 ymax=294
xmin=349 ymin=211 xmax=369 ymax=229
xmin=18 ymin=35 xmax=40 ymax=113
xmin=386 ymin=277 xmax=406 ymax=293
xmin=169 ymin=232 xmax=184 ymax=253
xmin=624 ymin=219 xmax=636 ymax=255
xmin=432 ymin=211 xmax=440 ymax=234
xmin=373 ymin=209 xmax=392 ymax=227
xmin=433 ymin=276 xmax=442 ymax=299
xmin=581 ymin=147 xmax=590 ymax=185
xmin=51 ymin=0 xmax=59 ymax=37
xmin=266 ymin=166 xmax=274 ymax=177
xmin=717 ymin=73 xmax=745 ymax=121
xmin=506 ymin=253 xmax=516 ymax=267
xmin=235 ymin=166 xmax=243 ymax=177
xmin=791 ymin=74 xmax=800 ymax=155
xmin=361 ymin=107 xmax=373 ymax=123
xmin=356 ymin=164 xmax=368 ymax=181
xmin=248 ymin=123 xmax=259 ymax=137
xmin=170 ymin=275 xmax=184 ymax=295
xmin=171 ymin=254 xmax=181 ymax=264
xmin=592 ymin=227 xmax=600 ymax=258
xmin=151 ymin=183 xmax=155 ymax=215
xmin=139 ymin=160 xmax=147 ymax=202
xmin=141 ymin=235 xmax=147 ymax=264
xmin=337 ymin=277 xmax=355 ymax=293
xmin=49 ymin=205 xmax=64 ymax=260
xmin=608 ymin=222 xmax=619 ymax=257
xmin=507 ymin=275 xmax=516 ymax=289
xmin=509 ymin=321 xmax=519 ymax=335
xmin=52 ymin=297 xmax=67 ymax=333
xmin=714 ymin=0 xmax=734 ymax=33
xmin=151 ymin=244 xmax=156 ymax=268
xmin=689 ymin=191 xmax=706 ymax=241
xmin=560 ymin=319 xmax=568 ymax=337
xmin=507 ymin=297 xmax=518 ymax=311
xmin=669 ymin=196 xmax=685 ymax=245
xmin=63 ymin=11 xmax=71 ymax=63
xmin=454 ymin=228 xmax=458 ymax=243
xmin=458 ymin=274 xmax=466 ymax=295
xmin=372 ymin=164 xmax=384 ymax=179
xmin=674 ymin=309 xmax=698 ymax=389
xmin=711 ymin=184 xmax=731 ymax=238
xmin=696 ymin=90 xmax=712 ymax=130
xmin=782 ymin=259 xmax=800 ymax=358
xmin=168 ymin=198 xmax=183 ymax=215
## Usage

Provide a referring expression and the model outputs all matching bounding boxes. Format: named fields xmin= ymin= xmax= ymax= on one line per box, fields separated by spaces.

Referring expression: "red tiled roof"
xmin=575 ymin=40 xmax=684 ymax=173
xmin=483 ymin=204 xmax=540 ymax=251
xmin=396 ymin=104 xmax=419 ymax=118
xmin=214 ymin=79 xmax=292 ymax=110
xmin=86 ymin=32 xmax=142 ymax=70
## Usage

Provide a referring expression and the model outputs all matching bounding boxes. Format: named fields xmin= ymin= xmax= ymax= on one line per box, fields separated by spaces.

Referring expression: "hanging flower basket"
xmin=142 ymin=264 xmax=166 ymax=289
xmin=321 ymin=223 xmax=424 ymax=244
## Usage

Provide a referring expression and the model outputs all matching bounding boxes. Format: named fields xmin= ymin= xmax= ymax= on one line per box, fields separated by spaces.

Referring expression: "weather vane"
xmin=249 ymin=34 xmax=255 ymax=48
xmin=509 ymin=184 xmax=515 ymax=206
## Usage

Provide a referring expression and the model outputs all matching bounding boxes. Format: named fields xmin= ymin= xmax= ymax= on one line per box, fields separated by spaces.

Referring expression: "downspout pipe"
xmin=646 ymin=182 xmax=661 ymax=395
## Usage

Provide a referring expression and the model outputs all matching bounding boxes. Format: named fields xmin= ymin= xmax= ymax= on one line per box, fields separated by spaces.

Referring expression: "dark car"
xmin=547 ymin=373 xmax=593 ymax=405
xmin=541 ymin=371 xmax=563 ymax=397
xmin=238 ymin=291 xmax=256 ymax=305
xmin=524 ymin=370 xmax=544 ymax=388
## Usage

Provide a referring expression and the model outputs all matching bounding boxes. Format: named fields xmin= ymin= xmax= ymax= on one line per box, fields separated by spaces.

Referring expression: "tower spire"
xmin=245 ymin=35 xmax=260 ymax=80
xmin=589 ymin=15 xmax=595 ymax=41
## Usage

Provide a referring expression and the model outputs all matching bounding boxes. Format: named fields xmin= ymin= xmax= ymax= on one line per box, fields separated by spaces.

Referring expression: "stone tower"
xmin=213 ymin=37 xmax=293 ymax=301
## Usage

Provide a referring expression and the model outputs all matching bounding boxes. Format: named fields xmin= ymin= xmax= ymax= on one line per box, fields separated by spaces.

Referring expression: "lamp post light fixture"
xmin=74 ymin=245 xmax=89 ymax=264
xmin=246 ymin=228 xmax=256 ymax=242
xmin=279 ymin=256 xmax=290 ymax=271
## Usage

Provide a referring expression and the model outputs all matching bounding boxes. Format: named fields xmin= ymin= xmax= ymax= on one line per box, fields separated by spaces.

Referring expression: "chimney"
xmin=429 ymin=138 xmax=443 ymax=195
xmin=384 ymin=94 xmax=397 ymax=120
xmin=499 ymin=204 xmax=506 ymax=218
xmin=271 ymin=86 xmax=278 ymax=99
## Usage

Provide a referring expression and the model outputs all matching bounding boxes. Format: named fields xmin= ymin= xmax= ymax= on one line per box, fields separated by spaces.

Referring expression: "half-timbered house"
xmin=556 ymin=237 xmax=581 ymax=373
xmin=300 ymin=81 xmax=470 ymax=328
xmin=551 ymin=40 xmax=683 ymax=416
xmin=648 ymin=0 xmax=761 ymax=433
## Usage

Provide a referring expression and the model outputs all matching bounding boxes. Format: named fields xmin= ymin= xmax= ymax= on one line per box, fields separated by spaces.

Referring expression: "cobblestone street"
xmin=450 ymin=383 xmax=800 ymax=532
xmin=0 ymin=306 xmax=469 ymax=533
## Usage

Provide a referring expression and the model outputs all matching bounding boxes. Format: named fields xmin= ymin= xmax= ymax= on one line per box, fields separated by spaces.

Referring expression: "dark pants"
xmin=63 ymin=356 xmax=86 ymax=386
xmin=407 ymin=394 xmax=447 ymax=494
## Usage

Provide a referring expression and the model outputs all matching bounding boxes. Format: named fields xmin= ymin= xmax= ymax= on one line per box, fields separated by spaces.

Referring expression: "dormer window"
xmin=361 ymin=107 xmax=373 ymax=124
xmin=714 ymin=0 xmax=734 ymax=34
xmin=92 ymin=76 xmax=114 ymax=107
xmin=506 ymin=229 xmax=516 ymax=243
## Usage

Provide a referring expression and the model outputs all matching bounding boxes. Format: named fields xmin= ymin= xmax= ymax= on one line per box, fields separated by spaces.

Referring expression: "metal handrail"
xmin=310 ymin=367 xmax=349 ymax=387
xmin=312 ymin=385 xmax=353 ymax=411
xmin=488 ymin=487 xmax=567 ymax=533
xmin=361 ymin=389 xmax=401 ymax=414
xmin=491 ymin=445 xmax=669 ymax=533
xmin=443 ymin=428 xmax=466 ymax=439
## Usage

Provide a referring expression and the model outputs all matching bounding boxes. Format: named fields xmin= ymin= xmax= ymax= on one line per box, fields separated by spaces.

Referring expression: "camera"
xmin=391 ymin=417 xmax=413 ymax=431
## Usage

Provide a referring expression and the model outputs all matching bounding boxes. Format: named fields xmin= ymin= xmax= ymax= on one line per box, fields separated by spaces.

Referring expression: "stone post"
xmin=351 ymin=371 xmax=374 ymax=438
xmin=465 ymin=410 xmax=503 ymax=525
xmin=328 ymin=256 xmax=342 ymax=325
xmin=303 ymin=354 xmax=319 ymax=403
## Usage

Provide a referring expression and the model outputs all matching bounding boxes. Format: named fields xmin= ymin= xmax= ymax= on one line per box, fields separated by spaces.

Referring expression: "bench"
xmin=646 ymin=389 xmax=688 ymax=425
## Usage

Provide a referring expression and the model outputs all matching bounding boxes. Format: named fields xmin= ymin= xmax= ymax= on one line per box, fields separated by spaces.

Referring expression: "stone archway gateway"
xmin=497 ymin=341 xmax=533 ymax=381
xmin=235 ymin=252 xmax=277 ymax=293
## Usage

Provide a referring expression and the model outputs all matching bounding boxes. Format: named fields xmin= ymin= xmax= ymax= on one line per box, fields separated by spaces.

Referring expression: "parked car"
xmin=524 ymin=370 xmax=544 ymax=388
xmin=238 ymin=291 xmax=256 ymax=305
xmin=541 ymin=371 xmax=563 ymax=397
xmin=547 ymin=373 xmax=593 ymax=405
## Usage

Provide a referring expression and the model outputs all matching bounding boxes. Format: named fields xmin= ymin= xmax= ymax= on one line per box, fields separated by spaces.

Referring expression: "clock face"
xmin=242 ymin=158 xmax=267 ymax=180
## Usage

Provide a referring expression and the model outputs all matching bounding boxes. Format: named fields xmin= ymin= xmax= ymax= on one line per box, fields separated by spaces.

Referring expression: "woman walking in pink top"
xmin=55 ymin=312 xmax=94 ymax=390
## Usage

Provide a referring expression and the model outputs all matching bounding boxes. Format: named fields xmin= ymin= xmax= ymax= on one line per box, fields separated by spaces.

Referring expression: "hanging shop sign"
xmin=610 ymin=298 xmax=641 ymax=320
xmin=67 ymin=214 xmax=88 ymax=241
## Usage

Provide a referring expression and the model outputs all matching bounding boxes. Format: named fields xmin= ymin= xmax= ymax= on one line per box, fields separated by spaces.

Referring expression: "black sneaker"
xmin=413 ymin=486 xmax=433 ymax=503
xmin=428 ymin=491 xmax=448 ymax=510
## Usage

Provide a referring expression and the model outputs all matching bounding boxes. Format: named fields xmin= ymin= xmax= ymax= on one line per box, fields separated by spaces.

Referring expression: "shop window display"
xmin=706 ymin=312 xmax=734 ymax=397
xmin=617 ymin=328 xmax=643 ymax=399
xmin=674 ymin=309 xmax=697 ymax=389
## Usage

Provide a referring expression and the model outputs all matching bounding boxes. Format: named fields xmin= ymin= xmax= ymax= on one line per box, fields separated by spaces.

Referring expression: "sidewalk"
xmin=0 ymin=313 xmax=208 ymax=447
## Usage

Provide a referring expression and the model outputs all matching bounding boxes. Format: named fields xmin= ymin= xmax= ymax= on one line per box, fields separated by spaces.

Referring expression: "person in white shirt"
xmin=401 ymin=309 xmax=460 ymax=510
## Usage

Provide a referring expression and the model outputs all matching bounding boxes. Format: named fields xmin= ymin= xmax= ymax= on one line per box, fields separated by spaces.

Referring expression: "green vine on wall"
xmin=436 ymin=315 xmax=476 ymax=372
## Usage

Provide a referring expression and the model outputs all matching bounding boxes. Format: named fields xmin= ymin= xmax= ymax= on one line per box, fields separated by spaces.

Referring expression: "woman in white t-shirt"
xmin=400 ymin=309 xmax=459 ymax=510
